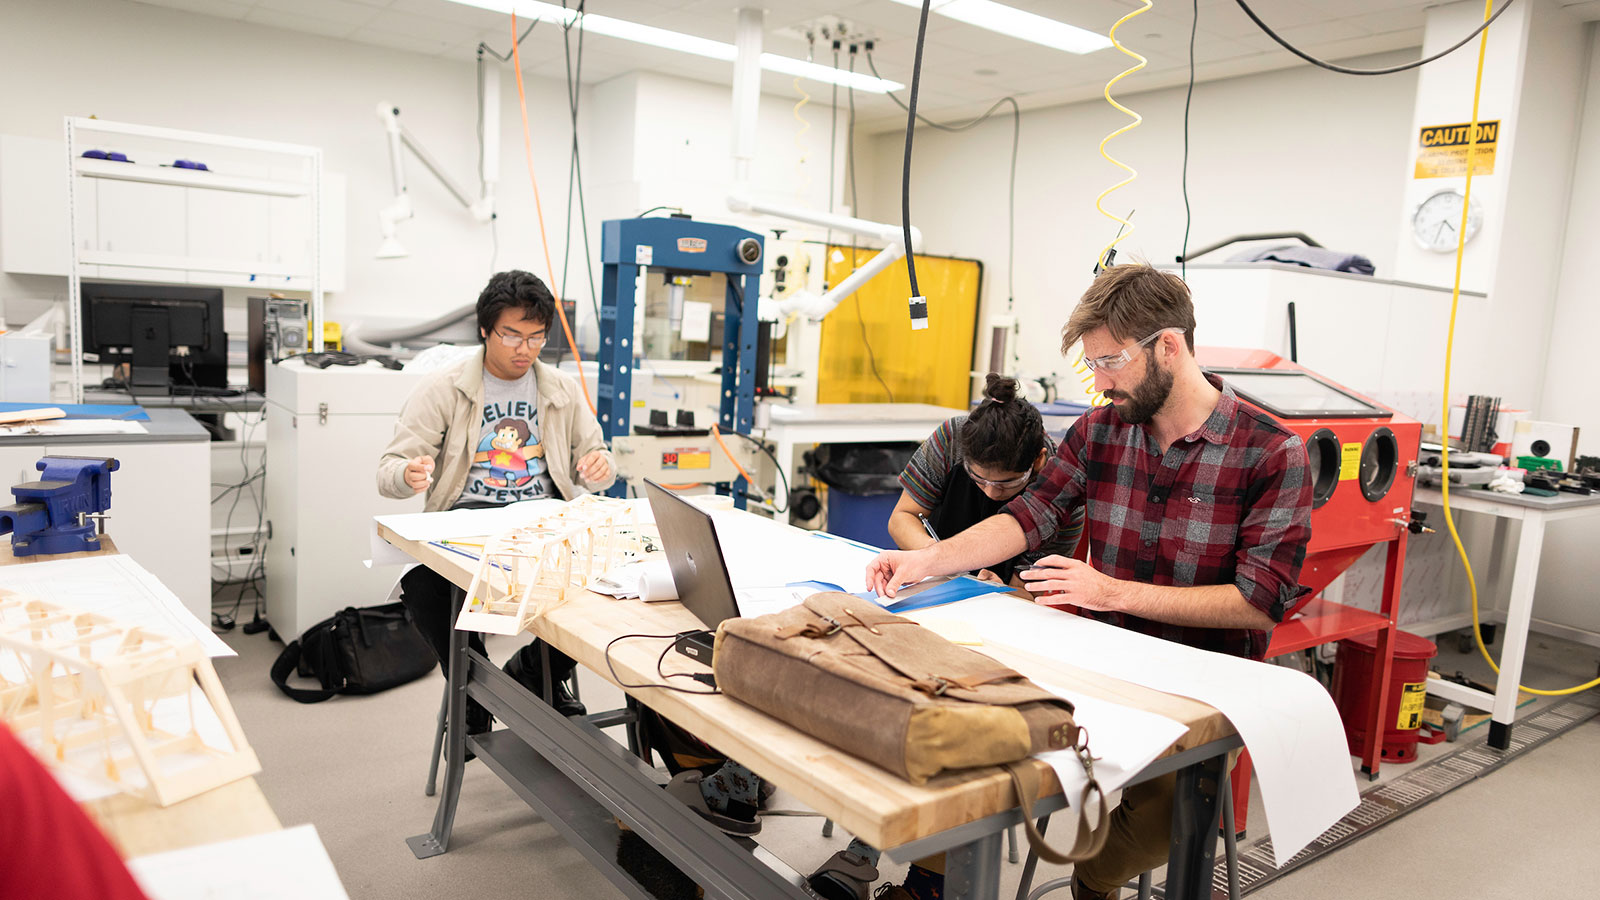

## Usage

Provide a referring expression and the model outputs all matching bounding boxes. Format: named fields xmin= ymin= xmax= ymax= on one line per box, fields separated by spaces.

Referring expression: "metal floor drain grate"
xmin=1149 ymin=695 xmax=1600 ymax=899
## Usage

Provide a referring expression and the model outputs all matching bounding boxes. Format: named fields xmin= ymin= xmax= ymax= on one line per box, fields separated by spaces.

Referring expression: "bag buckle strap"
xmin=774 ymin=614 xmax=845 ymax=640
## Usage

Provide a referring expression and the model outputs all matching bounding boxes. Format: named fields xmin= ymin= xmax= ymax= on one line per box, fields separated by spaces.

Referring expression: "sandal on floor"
xmin=665 ymin=770 xmax=761 ymax=835
xmin=805 ymin=849 xmax=880 ymax=900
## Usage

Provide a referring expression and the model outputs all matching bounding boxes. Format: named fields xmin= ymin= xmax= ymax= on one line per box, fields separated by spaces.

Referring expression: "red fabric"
xmin=1006 ymin=374 xmax=1312 ymax=660
xmin=0 ymin=723 xmax=151 ymax=900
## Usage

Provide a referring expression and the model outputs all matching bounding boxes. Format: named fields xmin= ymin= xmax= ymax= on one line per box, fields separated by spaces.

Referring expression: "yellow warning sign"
xmin=1397 ymin=681 xmax=1427 ymax=730
xmin=1414 ymin=120 xmax=1498 ymax=179
xmin=1339 ymin=442 xmax=1362 ymax=481
xmin=663 ymin=449 xmax=711 ymax=470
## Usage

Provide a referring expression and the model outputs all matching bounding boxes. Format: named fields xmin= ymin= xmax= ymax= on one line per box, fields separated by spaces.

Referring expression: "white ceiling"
xmin=131 ymin=0 xmax=1600 ymax=131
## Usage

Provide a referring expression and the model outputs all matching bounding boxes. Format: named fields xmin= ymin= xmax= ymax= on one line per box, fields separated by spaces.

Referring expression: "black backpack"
xmin=270 ymin=603 xmax=435 ymax=703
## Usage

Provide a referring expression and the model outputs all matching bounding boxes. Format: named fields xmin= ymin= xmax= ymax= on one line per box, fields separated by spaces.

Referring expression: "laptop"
xmin=642 ymin=479 xmax=742 ymax=633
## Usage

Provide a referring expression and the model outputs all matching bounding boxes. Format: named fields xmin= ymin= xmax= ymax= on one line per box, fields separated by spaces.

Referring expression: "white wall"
xmin=1533 ymin=22 xmax=1600 ymax=636
xmin=0 ymin=0 xmax=581 ymax=334
xmin=860 ymin=49 xmax=1422 ymax=389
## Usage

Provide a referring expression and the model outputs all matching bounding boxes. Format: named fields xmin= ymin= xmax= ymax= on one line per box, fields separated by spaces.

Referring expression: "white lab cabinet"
xmin=265 ymin=358 xmax=426 ymax=639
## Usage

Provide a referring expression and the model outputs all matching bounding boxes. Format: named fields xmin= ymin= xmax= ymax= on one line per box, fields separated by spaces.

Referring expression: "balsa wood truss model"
xmin=0 ymin=590 xmax=260 ymax=807
xmin=456 ymin=496 xmax=656 ymax=635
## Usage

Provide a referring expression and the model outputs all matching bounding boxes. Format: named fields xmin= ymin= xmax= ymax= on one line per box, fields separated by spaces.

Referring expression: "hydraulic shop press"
xmin=598 ymin=215 xmax=765 ymax=508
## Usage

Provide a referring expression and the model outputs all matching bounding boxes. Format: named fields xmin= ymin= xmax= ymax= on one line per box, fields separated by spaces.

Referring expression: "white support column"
xmin=729 ymin=8 xmax=764 ymax=189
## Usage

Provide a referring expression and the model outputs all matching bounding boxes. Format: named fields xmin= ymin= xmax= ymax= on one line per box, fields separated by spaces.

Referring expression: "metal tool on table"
xmin=0 ymin=456 xmax=118 ymax=556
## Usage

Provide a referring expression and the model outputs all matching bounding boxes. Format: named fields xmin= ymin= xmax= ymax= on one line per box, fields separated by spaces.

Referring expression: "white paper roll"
xmin=639 ymin=560 xmax=679 ymax=602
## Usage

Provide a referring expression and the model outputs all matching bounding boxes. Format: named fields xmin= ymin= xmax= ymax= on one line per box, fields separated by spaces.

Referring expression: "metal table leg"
xmin=1490 ymin=510 xmax=1547 ymax=749
xmin=407 ymin=587 xmax=471 ymax=859
xmin=1164 ymin=752 xmax=1225 ymax=900
xmin=945 ymin=830 xmax=1004 ymax=900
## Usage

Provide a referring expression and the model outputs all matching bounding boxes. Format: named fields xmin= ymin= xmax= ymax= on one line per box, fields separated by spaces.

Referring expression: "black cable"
xmin=864 ymin=50 xmax=1019 ymax=310
xmin=1233 ymin=0 xmax=1514 ymax=76
xmin=604 ymin=632 xmax=721 ymax=694
xmin=559 ymin=1 xmax=603 ymax=331
xmin=827 ymin=44 xmax=840 ymax=250
xmin=725 ymin=431 xmax=789 ymax=515
xmin=845 ymin=50 xmax=894 ymax=403
xmin=728 ymin=276 xmax=745 ymax=317
xmin=1181 ymin=0 xmax=1197 ymax=280
xmin=478 ymin=18 xmax=539 ymax=61
xmin=899 ymin=0 xmax=933 ymax=300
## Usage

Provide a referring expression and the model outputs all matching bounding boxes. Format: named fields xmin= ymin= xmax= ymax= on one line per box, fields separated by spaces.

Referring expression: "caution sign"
xmin=1414 ymin=120 xmax=1498 ymax=179
xmin=1397 ymin=681 xmax=1427 ymax=730
xmin=1339 ymin=442 xmax=1362 ymax=482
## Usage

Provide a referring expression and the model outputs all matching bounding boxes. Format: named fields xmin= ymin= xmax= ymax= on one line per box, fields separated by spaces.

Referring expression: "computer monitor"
xmin=81 ymin=281 xmax=227 ymax=394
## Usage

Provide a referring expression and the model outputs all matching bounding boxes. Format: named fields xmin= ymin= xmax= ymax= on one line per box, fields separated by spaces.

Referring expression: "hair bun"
xmin=982 ymin=373 xmax=1018 ymax=404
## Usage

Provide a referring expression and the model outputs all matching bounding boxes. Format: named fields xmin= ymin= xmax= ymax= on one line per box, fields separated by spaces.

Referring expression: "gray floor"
xmin=211 ymin=607 xmax=1600 ymax=900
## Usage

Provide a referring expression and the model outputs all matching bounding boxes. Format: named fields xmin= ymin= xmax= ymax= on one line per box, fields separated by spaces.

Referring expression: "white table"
xmin=1409 ymin=485 xmax=1600 ymax=749
xmin=762 ymin=402 xmax=967 ymax=511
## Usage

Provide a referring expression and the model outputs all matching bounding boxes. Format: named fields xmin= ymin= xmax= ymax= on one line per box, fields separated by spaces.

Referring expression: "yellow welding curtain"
xmin=818 ymin=247 xmax=982 ymax=407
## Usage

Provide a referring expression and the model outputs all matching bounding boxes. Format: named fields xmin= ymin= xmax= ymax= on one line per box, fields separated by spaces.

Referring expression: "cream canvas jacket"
xmin=377 ymin=347 xmax=616 ymax=511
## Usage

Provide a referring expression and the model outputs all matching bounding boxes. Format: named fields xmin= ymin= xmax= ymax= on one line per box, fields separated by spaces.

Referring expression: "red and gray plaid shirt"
xmin=1005 ymin=374 xmax=1312 ymax=660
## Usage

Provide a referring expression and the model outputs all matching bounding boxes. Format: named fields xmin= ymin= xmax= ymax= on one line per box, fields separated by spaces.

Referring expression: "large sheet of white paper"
xmin=710 ymin=513 xmax=878 ymax=593
xmin=128 ymin=824 xmax=349 ymax=900
xmin=0 ymin=554 xmax=231 ymax=657
xmin=914 ymin=596 xmax=1357 ymax=867
xmin=1031 ymin=682 xmax=1190 ymax=802
xmin=375 ymin=497 xmax=570 ymax=542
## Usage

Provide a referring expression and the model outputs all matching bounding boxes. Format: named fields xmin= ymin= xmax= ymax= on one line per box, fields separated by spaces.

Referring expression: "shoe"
xmin=616 ymin=826 xmax=699 ymax=900
xmin=502 ymin=644 xmax=586 ymax=717
xmin=552 ymin=676 xmax=587 ymax=718
xmin=665 ymin=770 xmax=761 ymax=835
xmin=805 ymin=850 xmax=879 ymax=900
xmin=1070 ymin=878 xmax=1119 ymax=900
xmin=871 ymin=887 xmax=914 ymax=900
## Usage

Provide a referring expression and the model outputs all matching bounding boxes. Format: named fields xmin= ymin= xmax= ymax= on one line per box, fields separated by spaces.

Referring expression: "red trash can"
xmin=1331 ymin=629 xmax=1437 ymax=764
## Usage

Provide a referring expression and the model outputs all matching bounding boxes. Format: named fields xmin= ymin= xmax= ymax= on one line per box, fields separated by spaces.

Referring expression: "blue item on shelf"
xmin=0 ymin=402 xmax=148 ymax=421
xmin=81 ymin=150 xmax=132 ymax=162
xmin=171 ymin=159 xmax=209 ymax=171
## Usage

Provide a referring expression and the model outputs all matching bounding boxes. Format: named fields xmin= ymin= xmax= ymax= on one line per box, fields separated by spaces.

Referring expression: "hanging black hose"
xmin=1233 ymin=0 xmax=1514 ymax=76
xmin=899 ymin=0 xmax=933 ymax=330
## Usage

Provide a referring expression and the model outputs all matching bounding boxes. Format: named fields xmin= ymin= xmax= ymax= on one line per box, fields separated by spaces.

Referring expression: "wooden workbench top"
xmin=1 ymin=534 xmax=282 ymax=858
xmin=379 ymin=521 xmax=1232 ymax=851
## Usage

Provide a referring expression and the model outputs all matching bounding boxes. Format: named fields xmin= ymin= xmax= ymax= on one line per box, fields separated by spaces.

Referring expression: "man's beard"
xmin=1106 ymin=353 xmax=1173 ymax=425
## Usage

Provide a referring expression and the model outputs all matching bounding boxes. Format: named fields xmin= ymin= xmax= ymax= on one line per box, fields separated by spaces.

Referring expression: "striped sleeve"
xmin=898 ymin=416 xmax=964 ymax=510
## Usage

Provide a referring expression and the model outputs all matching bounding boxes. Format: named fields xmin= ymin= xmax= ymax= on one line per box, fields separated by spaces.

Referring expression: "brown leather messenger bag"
xmin=713 ymin=591 xmax=1108 ymax=863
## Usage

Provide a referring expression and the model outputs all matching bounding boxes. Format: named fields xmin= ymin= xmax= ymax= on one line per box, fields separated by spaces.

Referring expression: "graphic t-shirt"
xmin=457 ymin=368 xmax=558 ymax=505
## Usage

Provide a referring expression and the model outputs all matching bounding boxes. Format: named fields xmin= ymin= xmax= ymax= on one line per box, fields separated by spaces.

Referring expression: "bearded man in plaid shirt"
xmin=866 ymin=262 xmax=1313 ymax=900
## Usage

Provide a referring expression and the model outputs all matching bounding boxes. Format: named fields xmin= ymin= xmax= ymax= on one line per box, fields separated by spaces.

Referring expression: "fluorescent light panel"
xmin=887 ymin=0 xmax=1112 ymax=55
xmin=442 ymin=0 xmax=904 ymax=92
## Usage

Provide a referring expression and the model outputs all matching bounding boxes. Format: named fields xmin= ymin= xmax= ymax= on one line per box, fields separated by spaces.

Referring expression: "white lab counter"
xmin=0 ymin=408 xmax=210 ymax=622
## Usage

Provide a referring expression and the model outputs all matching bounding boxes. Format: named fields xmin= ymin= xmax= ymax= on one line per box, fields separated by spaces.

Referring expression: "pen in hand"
xmin=919 ymin=514 xmax=940 ymax=544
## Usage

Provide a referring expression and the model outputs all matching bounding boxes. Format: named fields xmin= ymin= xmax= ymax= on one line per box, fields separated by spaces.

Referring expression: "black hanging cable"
xmin=1233 ymin=0 xmax=1515 ymax=76
xmin=827 ymin=42 xmax=840 ymax=250
xmin=846 ymin=48 xmax=894 ymax=403
xmin=864 ymin=49 xmax=1018 ymax=310
xmin=1181 ymin=0 xmax=1197 ymax=280
xmin=899 ymin=0 xmax=933 ymax=313
xmin=478 ymin=18 xmax=538 ymax=61
xmin=559 ymin=1 xmax=603 ymax=330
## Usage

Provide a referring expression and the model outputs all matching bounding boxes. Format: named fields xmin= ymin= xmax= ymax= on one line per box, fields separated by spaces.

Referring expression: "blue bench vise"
xmin=0 ymin=456 xmax=119 ymax=556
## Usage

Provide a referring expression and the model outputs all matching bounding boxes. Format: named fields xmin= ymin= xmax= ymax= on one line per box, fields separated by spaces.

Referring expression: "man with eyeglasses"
xmin=378 ymin=270 xmax=614 ymax=730
xmin=866 ymin=263 xmax=1312 ymax=900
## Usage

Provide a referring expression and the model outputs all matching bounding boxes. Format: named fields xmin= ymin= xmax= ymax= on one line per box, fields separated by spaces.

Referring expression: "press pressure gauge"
xmin=1411 ymin=189 xmax=1483 ymax=253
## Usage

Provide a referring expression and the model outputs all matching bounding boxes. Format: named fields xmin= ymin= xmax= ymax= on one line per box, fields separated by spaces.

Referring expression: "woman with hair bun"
xmin=889 ymin=373 xmax=1084 ymax=583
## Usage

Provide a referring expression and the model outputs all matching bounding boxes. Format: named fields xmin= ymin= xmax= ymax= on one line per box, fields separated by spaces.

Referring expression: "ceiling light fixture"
xmin=442 ymin=0 xmax=904 ymax=92
xmin=885 ymin=0 xmax=1111 ymax=55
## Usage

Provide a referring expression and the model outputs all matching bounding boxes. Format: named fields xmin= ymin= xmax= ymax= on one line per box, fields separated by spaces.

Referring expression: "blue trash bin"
xmin=810 ymin=442 xmax=919 ymax=552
